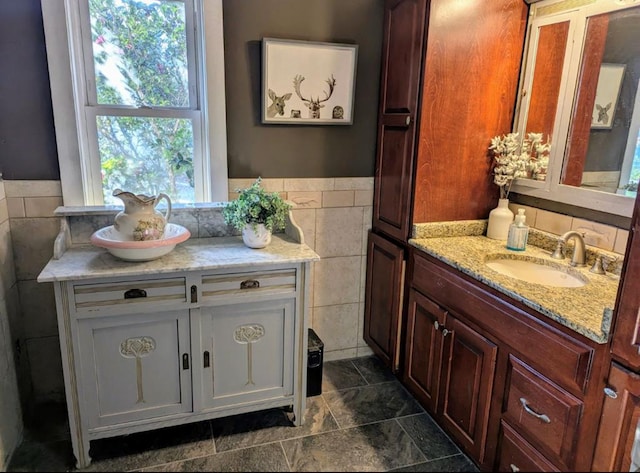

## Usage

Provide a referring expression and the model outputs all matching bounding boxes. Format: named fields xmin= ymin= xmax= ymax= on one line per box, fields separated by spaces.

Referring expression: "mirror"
xmin=512 ymin=0 xmax=640 ymax=217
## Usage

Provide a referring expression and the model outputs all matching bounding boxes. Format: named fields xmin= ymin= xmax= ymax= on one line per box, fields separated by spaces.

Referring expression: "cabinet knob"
xmin=510 ymin=464 xmax=520 ymax=472
xmin=182 ymin=353 xmax=190 ymax=370
xmin=604 ymin=386 xmax=618 ymax=399
xmin=520 ymin=397 xmax=550 ymax=423
xmin=190 ymin=285 xmax=198 ymax=303
xmin=240 ymin=279 xmax=260 ymax=290
xmin=124 ymin=288 xmax=147 ymax=299
xmin=442 ymin=328 xmax=450 ymax=337
xmin=433 ymin=321 xmax=440 ymax=330
xmin=405 ymin=116 xmax=411 ymax=126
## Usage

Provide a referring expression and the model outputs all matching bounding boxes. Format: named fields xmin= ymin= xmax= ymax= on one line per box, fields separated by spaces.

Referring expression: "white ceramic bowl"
xmin=90 ymin=223 xmax=191 ymax=262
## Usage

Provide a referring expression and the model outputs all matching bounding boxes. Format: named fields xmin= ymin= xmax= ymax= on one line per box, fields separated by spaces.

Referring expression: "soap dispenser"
xmin=506 ymin=208 xmax=529 ymax=251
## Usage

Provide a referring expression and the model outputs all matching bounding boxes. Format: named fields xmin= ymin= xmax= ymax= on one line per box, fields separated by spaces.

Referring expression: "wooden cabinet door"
xmin=592 ymin=362 xmax=640 ymax=472
xmin=437 ymin=314 xmax=497 ymax=464
xmin=402 ymin=288 xmax=446 ymax=413
xmin=372 ymin=0 xmax=428 ymax=242
xmin=363 ymin=231 xmax=406 ymax=370
xmin=78 ymin=310 xmax=192 ymax=428
xmin=199 ymin=299 xmax=295 ymax=410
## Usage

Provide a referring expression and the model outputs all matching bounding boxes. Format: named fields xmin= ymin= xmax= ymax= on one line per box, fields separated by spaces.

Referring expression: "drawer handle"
xmin=190 ymin=285 xmax=198 ymax=303
xmin=203 ymin=351 xmax=210 ymax=368
xmin=604 ymin=386 xmax=618 ymax=399
xmin=124 ymin=288 xmax=147 ymax=299
xmin=240 ymin=279 xmax=260 ymax=290
xmin=442 ymin=328 xmax=450 ymax=337
xmin=520 ymin=397 xmax=551 ymax=423
xmin=510 ymin=464 xmax=520 ymax=472
xmin=182 ymin=353 xmax=190 ymax=370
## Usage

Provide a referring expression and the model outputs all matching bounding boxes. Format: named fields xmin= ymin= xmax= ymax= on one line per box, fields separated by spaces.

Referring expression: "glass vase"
xmin=486 ymin=198 xmax=514 ymax=240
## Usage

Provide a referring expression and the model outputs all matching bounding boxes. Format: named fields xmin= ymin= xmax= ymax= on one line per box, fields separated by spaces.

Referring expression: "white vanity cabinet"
xmin=39 ymin=235 xmax=318 ymax=469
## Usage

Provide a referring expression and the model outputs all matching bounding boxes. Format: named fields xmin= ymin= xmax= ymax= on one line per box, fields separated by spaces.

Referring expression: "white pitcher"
xmin=112 ymin=189 xmax=172 ymax=241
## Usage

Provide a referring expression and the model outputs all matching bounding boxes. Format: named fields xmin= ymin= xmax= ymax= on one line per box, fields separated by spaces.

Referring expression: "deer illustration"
xmin=292 ymin=74 xmax=336 ymax=119
xmin=596 ymin=102 xmax=612 ymax=124
xmin=266 ymin=89 xmax=292 ymax=118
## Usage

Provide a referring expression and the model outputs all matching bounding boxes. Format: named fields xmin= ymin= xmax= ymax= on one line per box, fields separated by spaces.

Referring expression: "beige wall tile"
xmin=7 ymin=198 xmax=25 ymax=218
xmin=362 ymin=207 xmax=372 ymax=256
xmin=288 ymin=191 xmax=322 ymax=209
xmin=322 ymin=191 xmax=354 ymax=208
xmin=0 ymin=221 xmax=16 ymax=294
xmin=258 ymin=178 xmax=284 ymax=192
xmin=0 ymin=361 xmax=22 ymax=470
xmin=0 ymin=181 xmax=5 ymax=201
xmin=315 ymin=207 xmax=363 ymax=258
xmin=356 ymin=345 xmax=374 ymax=357
xmin=4 ymin=180 xmax=62 ymax=198
xmin=313 ymin=256 xmax=361 ymax=307
xmin=0 ymin=199 xmax=8 ymax=225
xmin=359 ymin=255 xmax=367 ymax=304
xmin=291 ymin=208 xmax=316 ymax=250
xmin=10 ymin=217 xmax=60 ymax=280
xmin=312 ymin=303 xmax=359 ymax=353
xmin=354 ymin=189 xmax=374 ymax=206
xmin=357 ymin=301 xmax=367 ymax=348
xmin=571 ymin=218 xmax=617 ymax=251
xmin=334 ymin=177 xmax=374 ymax=191
xmin=24 ymin=197 xmax=63 ymax=218
xmin=507 ymin=203 xmax=537 ymax=228
xmin=614 ymin=229 xmax=630 ymax=255
xmin=227 ymin=179 xmax=256 ymax=192
xmin=534 ymin=209 xmax=572 ymax=235
xmin=284 ymin=178 xmax=335 ymax=192
xmin=324 ymin=348 xmax=358 ymax=362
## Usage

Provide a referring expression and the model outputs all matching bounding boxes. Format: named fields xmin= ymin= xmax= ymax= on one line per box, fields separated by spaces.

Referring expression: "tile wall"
xmin=4 ymin=180 xmax=633 ymax=408
xmin=0 ymin=179 xmax=23 ymax=470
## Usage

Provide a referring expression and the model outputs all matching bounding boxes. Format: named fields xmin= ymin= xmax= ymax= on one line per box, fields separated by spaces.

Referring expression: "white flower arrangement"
xmin=523 ymin=132 xmax=550 ymax=181
xmin=489 ymin=132 xmax=530 ymax=199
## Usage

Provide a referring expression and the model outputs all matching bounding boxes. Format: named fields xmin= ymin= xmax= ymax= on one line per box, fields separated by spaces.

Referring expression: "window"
xmin=41 ymin=0 xmax=227 ymax=206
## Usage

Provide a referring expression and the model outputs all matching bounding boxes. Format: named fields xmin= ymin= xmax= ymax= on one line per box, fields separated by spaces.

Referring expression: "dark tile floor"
xmin=8 ymin=356 xmax=479 ymax=472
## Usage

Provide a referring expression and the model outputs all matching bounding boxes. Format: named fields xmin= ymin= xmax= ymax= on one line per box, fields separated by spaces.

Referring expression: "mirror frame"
xmin=512 ymin=0 xmax=639 ymax=218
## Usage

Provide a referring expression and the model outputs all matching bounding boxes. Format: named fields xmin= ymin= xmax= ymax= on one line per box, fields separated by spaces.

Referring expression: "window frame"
xmin=40 ymin=0 xmax=228 ymax=206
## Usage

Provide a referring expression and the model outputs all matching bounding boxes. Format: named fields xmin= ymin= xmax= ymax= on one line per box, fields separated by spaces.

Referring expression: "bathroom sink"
xmin=90 ymin=223 xmax=191 ymax=262
xmin=485 ymin=256 xmax=588 ymax=288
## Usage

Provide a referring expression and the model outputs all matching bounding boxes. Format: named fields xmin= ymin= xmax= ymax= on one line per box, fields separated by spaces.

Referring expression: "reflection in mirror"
xmin=563 ymin=6 xmax=640 ymax=196
xmin=513 ymin=0 xmax=640 ymax=218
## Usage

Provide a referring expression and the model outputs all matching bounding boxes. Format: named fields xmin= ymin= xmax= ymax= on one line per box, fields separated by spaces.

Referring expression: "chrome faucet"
xmin=551 ymin=231 xmax=587 ymax=267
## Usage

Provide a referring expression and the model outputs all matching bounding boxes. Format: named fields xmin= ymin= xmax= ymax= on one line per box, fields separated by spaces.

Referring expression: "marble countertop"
xmin=409 ymin=226 xmax=620 ymax=344
xmin=38 ymin=234 xmax=320 ymax=283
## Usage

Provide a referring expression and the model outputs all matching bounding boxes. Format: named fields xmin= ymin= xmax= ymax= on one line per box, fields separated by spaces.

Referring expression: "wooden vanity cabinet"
xmin=405 ymin=247 xmax=609 ymax=471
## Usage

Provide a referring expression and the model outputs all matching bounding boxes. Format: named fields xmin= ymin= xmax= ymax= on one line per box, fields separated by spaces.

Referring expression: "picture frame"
xmin=262 ymin=38 xmax=358 ymax=125
xmin=591 ymin=63 xmax=626 ymax=129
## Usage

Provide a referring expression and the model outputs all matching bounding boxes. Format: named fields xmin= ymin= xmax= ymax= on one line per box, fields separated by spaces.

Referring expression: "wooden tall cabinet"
xmin=364 ymin=0 xmax=528 ymax=371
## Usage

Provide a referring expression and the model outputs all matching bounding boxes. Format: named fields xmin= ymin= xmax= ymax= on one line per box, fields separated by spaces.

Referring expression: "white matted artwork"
xmin=262 ymin=38 xmax=358 ymax=125
xmin=591 ymin=63 xmax=626 ymax=129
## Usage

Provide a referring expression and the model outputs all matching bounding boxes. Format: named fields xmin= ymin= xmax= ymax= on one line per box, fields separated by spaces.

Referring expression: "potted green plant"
xmin=223 ymin=177 xmax=292 ymax=248
xmin=623 ymin=181 xmax=638 ymax=197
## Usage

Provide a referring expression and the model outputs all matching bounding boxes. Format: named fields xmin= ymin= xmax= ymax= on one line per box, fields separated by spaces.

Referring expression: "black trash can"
xmin=307 ymin=329 xmax=324 ymax=397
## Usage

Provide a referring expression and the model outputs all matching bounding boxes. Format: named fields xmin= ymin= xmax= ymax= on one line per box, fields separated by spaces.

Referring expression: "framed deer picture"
xmin=262 ymin=38 xmax=358 ymax=125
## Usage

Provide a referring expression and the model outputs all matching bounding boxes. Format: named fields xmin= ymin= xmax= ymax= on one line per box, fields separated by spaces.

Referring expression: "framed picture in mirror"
xmin=591 ymin=63 xmax=626 ymax=129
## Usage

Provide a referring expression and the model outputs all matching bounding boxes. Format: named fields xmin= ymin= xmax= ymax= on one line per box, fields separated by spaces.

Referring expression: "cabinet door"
xmin=199 ymin=299 xmax=295 ymax=410
xmin=363 ymin=231 xmax=405 ymax=370
xmin=437 ymin=314 xmax=497 ymax=464
xmin=402 ymin=288 xmax=446 ymax=413
xmin=592 ymin=362 xmax=640 ymax=472
xmin=78 ymin=310 xmax=192 ymax=429
xmin=372 ymin=0 xmax=428 ymax=241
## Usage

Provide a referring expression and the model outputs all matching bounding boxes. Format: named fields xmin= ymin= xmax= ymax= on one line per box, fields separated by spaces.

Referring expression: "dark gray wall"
xmin=0 ymin=0 xmax=59 ymax=180
xmin=223 ymin=0 xmax=383 ymax=178
xmin=0 ymin=0 xmax=383 ymax=181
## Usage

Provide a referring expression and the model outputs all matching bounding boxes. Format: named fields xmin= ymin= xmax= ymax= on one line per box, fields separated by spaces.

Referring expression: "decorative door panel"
xmin=78 ymin=310 xmax=192 ymax=429
xmin=200 ymin=299 xmax=294 ymax=409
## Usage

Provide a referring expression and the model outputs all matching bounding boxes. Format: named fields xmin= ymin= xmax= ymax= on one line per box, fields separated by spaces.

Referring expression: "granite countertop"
xmin=37 ymin=234 xmax=320 ymax=283
xmin=409 ymin=222 xmax=621 ymax=344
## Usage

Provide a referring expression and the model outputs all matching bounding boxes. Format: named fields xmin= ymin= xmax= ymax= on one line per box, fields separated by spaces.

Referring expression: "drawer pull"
xmin=442 ymin=328 xmax=450 ymax=337
xmin=434 ymin=321 xmax=440 ymax=330
xmin=240 ymin=279 xmax=260 ymax=290
xmin=182 ymin=353 xmax=190 ymax=370
xmin=203 ymin=351 xmax=210 ymax=368
xmin=190 ymin=285 xmax=198 ymax=303
xmin=124 ymin=288 xmax=147 ymax=299
xmin=520 ymin=397 xmax=551 ymax=423
xmin=510 ymin=464 xmax=520 ymax=472
xmin=604 ymin=386 xmax=618 ymax=399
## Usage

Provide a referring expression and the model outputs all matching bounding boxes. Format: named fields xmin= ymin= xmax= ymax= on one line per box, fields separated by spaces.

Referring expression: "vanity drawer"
xmin=503 ymin=355 xmax=582 ymax=468
xmin=497 ymin=421 xmax=559 ymax=472
xmin=72 ymin=277 xmax=188 ymax=315
xmin=200 ymin=268 xmax=296 ymax=303
xmin=410 ymin=250 xmax=594 ymax=394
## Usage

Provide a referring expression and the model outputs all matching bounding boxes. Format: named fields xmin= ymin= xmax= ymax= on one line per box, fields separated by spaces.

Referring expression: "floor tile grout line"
xmin=279 ymin=440 xmax=293 ymax=472
xmin=392 ymin=417 xmax=428 ymax=468
xmin=208 ymin=420 xmax=217 ymax=455
xmin=350 ymin=359 xmax=370 ymax=385
xmin=319 ymin=392 xmax=343 ymax=431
